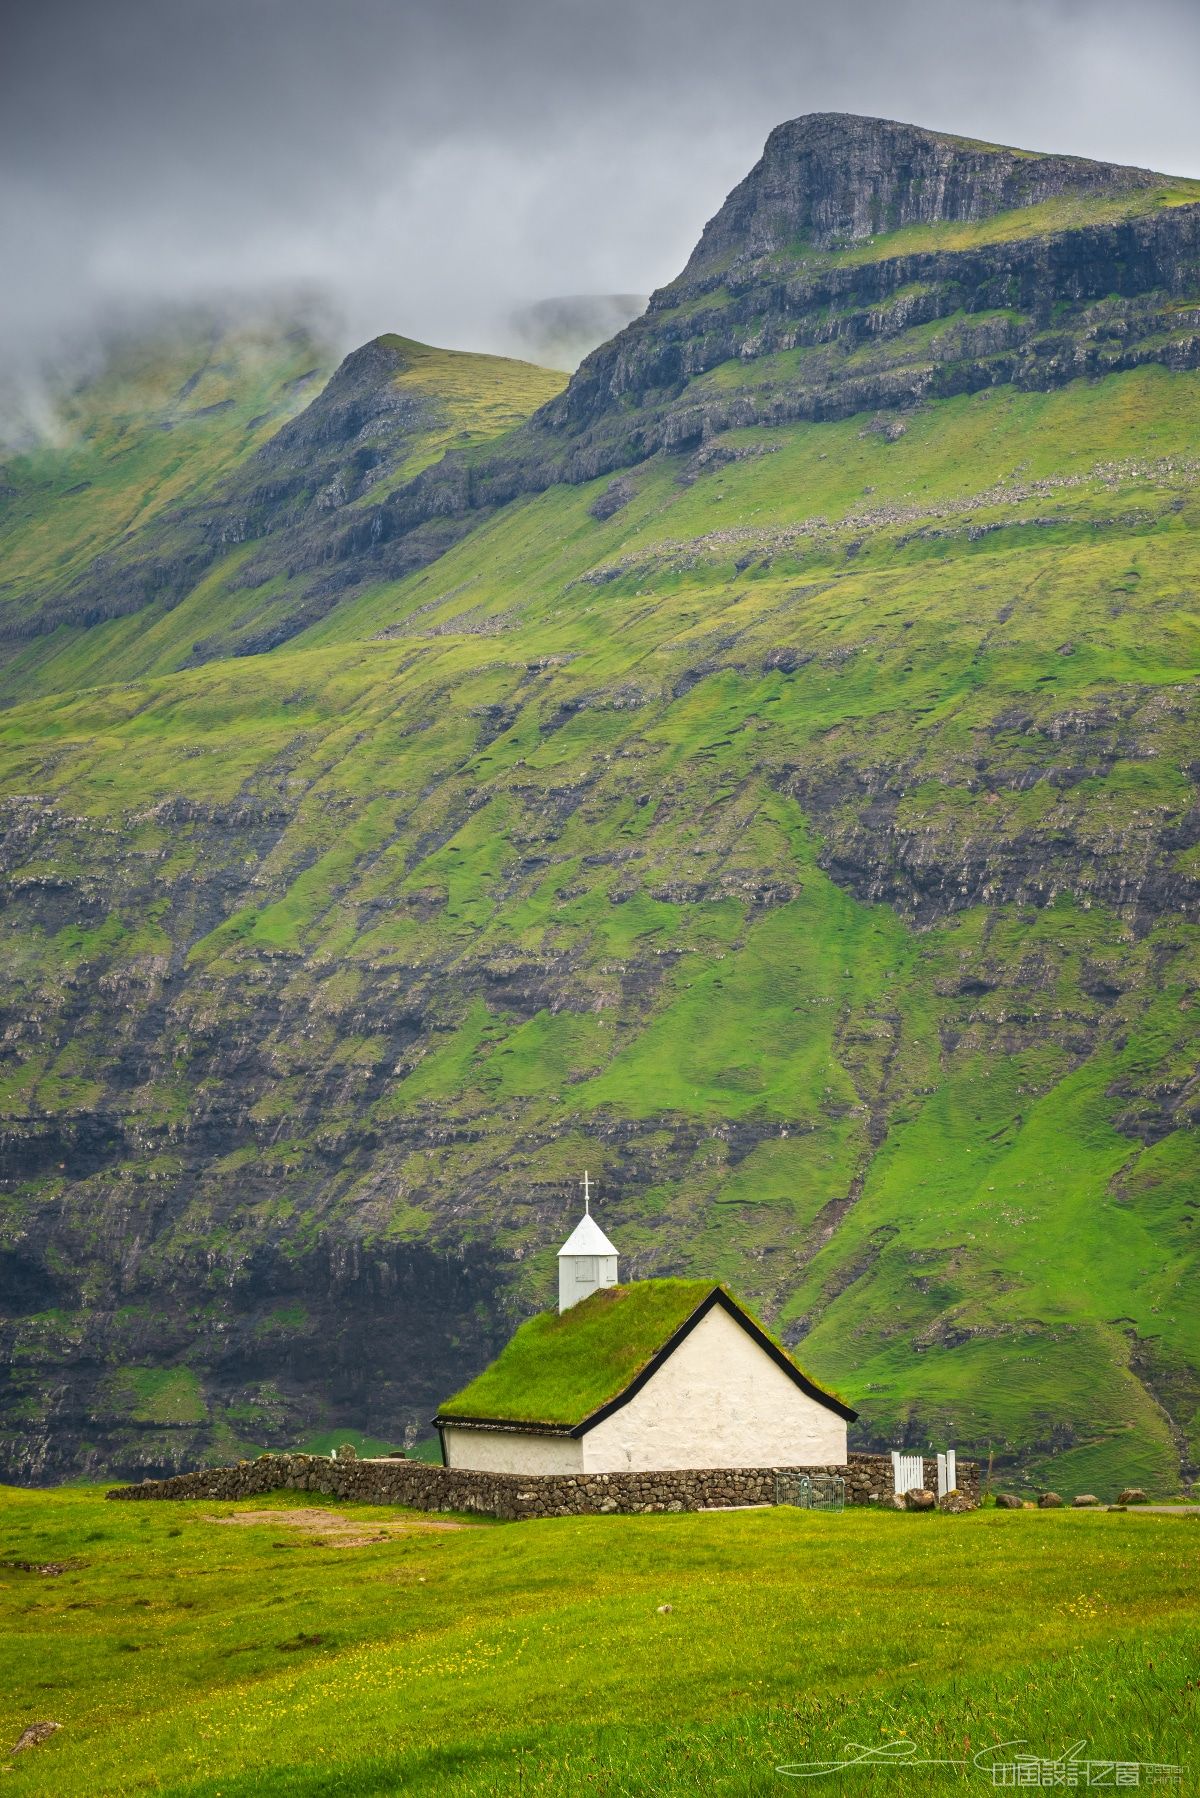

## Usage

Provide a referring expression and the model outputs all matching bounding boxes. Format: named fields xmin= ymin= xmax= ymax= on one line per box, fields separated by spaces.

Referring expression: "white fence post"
xmin=935 ymin=1449 xmax=957 ymax=1497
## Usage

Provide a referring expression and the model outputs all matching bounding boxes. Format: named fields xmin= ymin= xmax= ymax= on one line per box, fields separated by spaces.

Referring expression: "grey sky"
xmin=4 ymin=0 xmax=1200 ymax=372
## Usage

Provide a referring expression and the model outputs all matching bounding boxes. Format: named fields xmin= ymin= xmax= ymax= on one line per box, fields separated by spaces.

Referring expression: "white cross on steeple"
xmin=581 ymin=1169 xmax=592 ymax=1214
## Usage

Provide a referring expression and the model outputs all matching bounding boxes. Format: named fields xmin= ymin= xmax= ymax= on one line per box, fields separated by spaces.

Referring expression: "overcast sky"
xmin=4 ymin=0 xmax=1200 ymax=374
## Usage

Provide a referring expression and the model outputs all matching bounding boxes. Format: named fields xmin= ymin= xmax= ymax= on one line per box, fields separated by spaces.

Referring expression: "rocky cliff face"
xmin=533 ymin=231 xmax=1200 ymax=478
xmin=678 ymin=113 xmax=1161 ymax=271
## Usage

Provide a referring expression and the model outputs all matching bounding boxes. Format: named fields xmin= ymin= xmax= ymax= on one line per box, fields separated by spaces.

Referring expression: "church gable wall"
xmin=583 ymin=1303 xmax=847 ymax=1473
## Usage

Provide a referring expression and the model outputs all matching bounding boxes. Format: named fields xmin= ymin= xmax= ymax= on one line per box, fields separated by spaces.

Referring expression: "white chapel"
xmin=435 ymin=1177 xmax=857 ymax=1476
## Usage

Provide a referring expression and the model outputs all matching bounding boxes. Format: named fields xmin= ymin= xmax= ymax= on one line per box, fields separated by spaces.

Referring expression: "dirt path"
xmin=206 ymin=1508 xmax=478 ymax=1546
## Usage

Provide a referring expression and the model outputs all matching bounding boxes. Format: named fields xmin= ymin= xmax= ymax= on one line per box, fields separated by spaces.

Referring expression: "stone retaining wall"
xmin=107 ymin=1450 xmax=977 ymax=1519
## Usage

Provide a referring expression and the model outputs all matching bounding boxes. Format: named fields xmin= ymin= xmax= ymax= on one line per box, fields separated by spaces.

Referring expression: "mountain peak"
xmin=679 ymin=111 xmax=1162 ymax=276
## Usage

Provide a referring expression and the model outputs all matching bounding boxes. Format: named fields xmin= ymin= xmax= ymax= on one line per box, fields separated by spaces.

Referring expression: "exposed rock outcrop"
xmin=677 ymin=114 xmax=1161 ymax=273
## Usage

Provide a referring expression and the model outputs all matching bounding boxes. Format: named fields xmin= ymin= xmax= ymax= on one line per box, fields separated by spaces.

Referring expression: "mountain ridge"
xmin=10 ymin=116 xmax=1200 ymax=694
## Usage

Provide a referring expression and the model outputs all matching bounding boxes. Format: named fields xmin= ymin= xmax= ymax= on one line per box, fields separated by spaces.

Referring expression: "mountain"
xmin=0 ymin=319 xmax=564 ymax=690
xmin=16 ymin=116 xmax=1200 ymax=704
xmin=0 ymin=116 xmax=1196 ymax=1496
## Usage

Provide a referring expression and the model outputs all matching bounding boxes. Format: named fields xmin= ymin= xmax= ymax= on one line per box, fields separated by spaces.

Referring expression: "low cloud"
xmin=5 ymin=0 xmax=1200 ymax=394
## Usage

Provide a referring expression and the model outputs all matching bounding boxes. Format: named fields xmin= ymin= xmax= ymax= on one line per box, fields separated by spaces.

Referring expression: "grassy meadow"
xmin=0 ymin=1485 xmax=1196 ymax=1794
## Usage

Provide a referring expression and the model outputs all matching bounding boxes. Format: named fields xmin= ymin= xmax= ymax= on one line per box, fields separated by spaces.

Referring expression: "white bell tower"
xmin=557 ymin=1172 xmax=619 ymax=1313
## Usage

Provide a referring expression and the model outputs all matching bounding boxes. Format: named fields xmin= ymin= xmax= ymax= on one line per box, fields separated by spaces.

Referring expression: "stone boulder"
xmin=939 ymin=1491 xmax=976 ymax=1513
xmin=1072 ymin=1494 xmax=1100 ymax=1508
xmin=1116 ymin=1488 xmax=1148 ymax=1505
xmin=1038 ymin=1491 xmax=1063 ymax=1508
xmin=588 ymin=476 xmax=636 ymax=521
xmin=904 ymin=1487 xmax=936 ymax=1511
xmin=14 ymin=1722 xmax=60 ymax=1753
xmin=994 ymin=1493 xmax=1024 ymax=1509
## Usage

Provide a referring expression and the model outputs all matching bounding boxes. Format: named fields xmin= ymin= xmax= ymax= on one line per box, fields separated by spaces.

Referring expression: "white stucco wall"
xmin=581 ymin=1303 xmax=847 ymax=1472
xmin=440 ymin=1424 xmax=583 ymax=1474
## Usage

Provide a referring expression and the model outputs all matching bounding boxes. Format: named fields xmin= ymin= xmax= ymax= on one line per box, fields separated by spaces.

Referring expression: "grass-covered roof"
xmin=436 ymin=1279 xmax=852 ymax=1430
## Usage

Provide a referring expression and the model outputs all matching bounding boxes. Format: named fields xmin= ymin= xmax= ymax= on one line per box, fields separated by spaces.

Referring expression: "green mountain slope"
xmin=0 ymin=117 xmax=1197 ymax=1496
xmin=0 ymin=309 xmax=337 ymax=648
xmin=0 ymin=324 xmax=565 ymax=696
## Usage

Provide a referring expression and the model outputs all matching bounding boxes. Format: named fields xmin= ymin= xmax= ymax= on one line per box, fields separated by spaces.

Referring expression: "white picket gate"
xmin=936 ymin=1449 xmax=957 ymax=1498
xmin=891 ymin=1450 xmax=925 ymax=1495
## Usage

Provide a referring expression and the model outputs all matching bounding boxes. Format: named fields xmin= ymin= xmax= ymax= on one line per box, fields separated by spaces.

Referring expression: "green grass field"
xmin=0 ymin=1485 xmax=1196 ymax=1794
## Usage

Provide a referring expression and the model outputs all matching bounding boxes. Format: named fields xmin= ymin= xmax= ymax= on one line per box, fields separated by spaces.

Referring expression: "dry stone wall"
xmin=107 ymin=1451 xmax=977 ymax=1520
